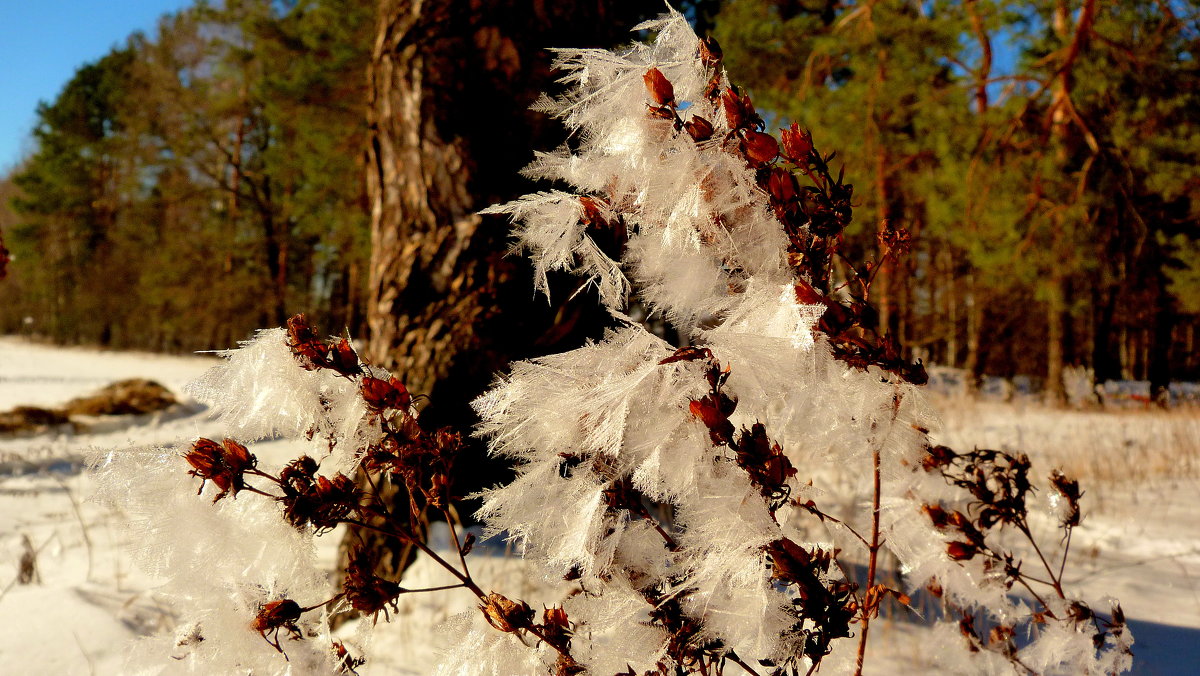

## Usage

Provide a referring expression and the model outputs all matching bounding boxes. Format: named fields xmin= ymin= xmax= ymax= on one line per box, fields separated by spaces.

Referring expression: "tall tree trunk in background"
xmin=1149 ymin=279 xmax=1175 ymax=406
xmin=1045 ymin=277 xmax=1066 ymax=404
xmin=0 ymin=229 xmax=8 ymax=282
xmin=868 ymin=49 xmax=896 ymax=337
xmin=1091 ymin=283 xmax=1120 ymax=384
xmin=964 ymin=276 xmax=982 ymax=390
xmin=1042 ymin=0 xmax=1096 ymax=406
xmin=345 ymin=0 xmax=651 ymax=588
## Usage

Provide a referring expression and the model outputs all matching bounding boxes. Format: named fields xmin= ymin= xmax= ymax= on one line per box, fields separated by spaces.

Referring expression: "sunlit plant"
xmin=93 ymin=9 xmax=1131 ymax=675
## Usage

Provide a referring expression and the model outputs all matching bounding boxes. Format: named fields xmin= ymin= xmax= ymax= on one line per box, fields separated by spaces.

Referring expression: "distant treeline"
xmin=0 ymin=0 xmax=373 ymax=351
xmin=712 ymin=0 xmax=1200 ymax=398
xmin=0 ymin=0 xmax=1197 ymax=400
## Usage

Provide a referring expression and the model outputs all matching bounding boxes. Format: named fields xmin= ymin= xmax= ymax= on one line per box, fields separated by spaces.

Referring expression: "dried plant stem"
xmin=628 ymin=497 xmax=678 ymax=550
xmin=439 ymin=505 xmax=471 ymax=574
xmin=854 ymin=438 xmax=883 ymax=676
xmin=342 ymin=519 xmax=482 ymax=594
xmin=1057 ymin=526 xmax=1073 ymax=582
xmin=1019 ymin=522 xmax=1066 ymax=598
xmin=725 ymin=651 xmax=762 ymax=676
xmin=854 ymin=388 xmax=902 ymax=676
xmin=299 ymin=593 xmax=345 ymax=613
xmin=339 ymin=514 xmax=579 ymax=662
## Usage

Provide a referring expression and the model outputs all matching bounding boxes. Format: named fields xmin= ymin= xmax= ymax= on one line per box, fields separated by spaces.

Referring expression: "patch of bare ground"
xmin=0 ymin=379 xmax=178 ymax=436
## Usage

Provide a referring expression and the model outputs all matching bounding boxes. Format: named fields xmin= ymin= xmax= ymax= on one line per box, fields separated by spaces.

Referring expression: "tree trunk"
xmin=964 ymin=275 xmax=982 ymax=391
xmin=1045 ymin=277 xmax=1066 ymax=405
xmin=341 ymin=0 xmax=650 ymax=596
xmin=1148 ymin=282 xmax=1175 ymax=406
xmin=1091 ymin=283 xmax=1120 ymax=384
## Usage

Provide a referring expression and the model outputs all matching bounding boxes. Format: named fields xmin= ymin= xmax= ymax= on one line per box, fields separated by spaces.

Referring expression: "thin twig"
xmin=725 ymin=651 xmax=762 ymax=676
xmin=440 ymin=505 xmax=471 ymax=575
xmin=1018 ymin=522 xmax=1066 ymax=597
xmin=854 ymin=387 xmax=903 ymax=676
xmin=1057 ymin=526 xmax=1073 ymax=583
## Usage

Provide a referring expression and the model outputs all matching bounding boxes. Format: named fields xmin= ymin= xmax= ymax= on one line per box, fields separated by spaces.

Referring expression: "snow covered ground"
xmin=0 ymin=336 xmax=1196 ymax=674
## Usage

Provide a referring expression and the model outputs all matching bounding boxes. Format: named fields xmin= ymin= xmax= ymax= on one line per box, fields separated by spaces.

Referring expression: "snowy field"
xmin=0 ymin=335 xmax=1197 ymax=675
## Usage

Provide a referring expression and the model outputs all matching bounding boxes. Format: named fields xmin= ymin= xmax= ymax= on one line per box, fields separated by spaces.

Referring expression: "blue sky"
xmin=0 ymin=0 xmax=193 ymax=173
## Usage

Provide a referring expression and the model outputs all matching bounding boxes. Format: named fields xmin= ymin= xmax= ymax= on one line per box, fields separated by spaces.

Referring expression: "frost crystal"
xmin=91 ymin=7 xmax=1130 ymax=676
xmin=473 ymin=7 xmax=1131 ymax=675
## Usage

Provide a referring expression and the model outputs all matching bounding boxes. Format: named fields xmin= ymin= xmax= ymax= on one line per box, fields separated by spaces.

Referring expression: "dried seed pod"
xmin=947 ymin=541 xmax=977 ymax=561
xmin=184 ymin=437 xmax=256 ymax=502
xmin=327 ymin=338 xmax=362 ymax=376
xmin=721 ymin=88 xmax=745 ymax=129
xmin=252 ymin=599 xmax=303 ymax=652
xmin=766 ymin=167 xmax=798 ymax=204
xmin=344 ymin=549 xmax=402 ymax=619
xmin=683 ymin=115 xmax=714 ymax=142
xmin=279 ymin=467 xmax=361 ymax=533
xmin=689 ymin=393 xmax=736 ymax=445
xmin=361 ymin=376 xmax=411 ymax=412
xmin=479 ymin=592 xmax=534 ymax=633
xmin=643 ymin=67 xmax=675 ymax=107
xmin=740 ymin=130 xmax=779 ymax=167
xmin=286 ymin=314 xmax=326 ymax=370
xmin=541 ymin=605 xmax=573 ymax=652
xmin=731 ymin=423 xmax=796 ymax=508
xmin=780 ymin=122 xmax=814 ymax=162
xmin=252 ymin=599 xmax=302 ymax=633
xmin=1049 ymin=469 xmax=1082 ymax=527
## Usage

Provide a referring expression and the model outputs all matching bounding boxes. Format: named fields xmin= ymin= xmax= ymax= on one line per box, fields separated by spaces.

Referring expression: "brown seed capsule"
xmin=479 ymin=592 xmax=534 ymax=633
xmin=721 ymin=88 xmax=745 ymax=129
xmin=360 ymin=376 xmax=411 ymax=412
xmin=684 ymin=115 xmax=714 ymax=142
xmin=327 ymin=338 xmax=361 ymax=376
xmin=184 ymin=437 xmax=256 ymax=501
xmin=643 ymin=67 xmax=675 ymax=107
xmin=252 ymin=599 xmax=303 ymax=652
xmin=947 ymin=541 xmax=977 ymax=561
xmin=252 ymin=599 xmax=302 ymax=633
xmin=343 ymin=549 xmax=402 ymax=619
xmin=689 ymin=392 xmax=736 ymax=445
xmin=780 ymin=122 xmax=814 ymax=162
xmin=766 ymin=167 xmax=798 ymax=203
xmin=923 ymin=503 xmax=953 ymax=529
xmin=741 ymin=130 xmax=779 ymax=167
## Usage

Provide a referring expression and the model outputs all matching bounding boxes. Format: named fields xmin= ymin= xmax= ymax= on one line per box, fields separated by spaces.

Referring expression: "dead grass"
xmin=928 ymin=397 xmax=1200 ymax=484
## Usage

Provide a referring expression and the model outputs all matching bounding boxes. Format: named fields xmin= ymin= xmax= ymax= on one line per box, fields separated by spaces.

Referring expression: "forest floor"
xmin=0 ymin=335 xmax=1196 ymax=675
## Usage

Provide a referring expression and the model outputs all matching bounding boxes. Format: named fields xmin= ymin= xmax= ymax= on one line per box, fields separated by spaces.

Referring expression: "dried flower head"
xmin=360 ymin=376 xmax=411 ymax=412
xmin=278 ymin=456 xmax=361 ymax=533
xmin=643 ymin=67 xmax=675 ymax=107
xmin=184 ymin=437 xmax=256 ymax=502
xmin=740 ymin=129 xmax=779 ymax=167
xmin=479 ymin=592 xmax=534 ymax=633
xmin=344 ymin=549 xmax=402 ymax=620
xmin=252 ymin=599 xmax=302 ymax=652
xmin=1049 ymin=470 xmax=1082 ymax=527
xmin=780 ymin=123 xmax=813 ymax=162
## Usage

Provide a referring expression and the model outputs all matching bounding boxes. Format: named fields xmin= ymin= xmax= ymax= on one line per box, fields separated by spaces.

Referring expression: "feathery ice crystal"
xmin=92 ymin=8 xmax=1131 ymax=676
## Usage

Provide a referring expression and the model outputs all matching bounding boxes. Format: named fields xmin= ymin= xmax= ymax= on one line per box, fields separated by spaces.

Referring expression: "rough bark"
xmin=342 ymin=0 xmax=651 ymax=593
